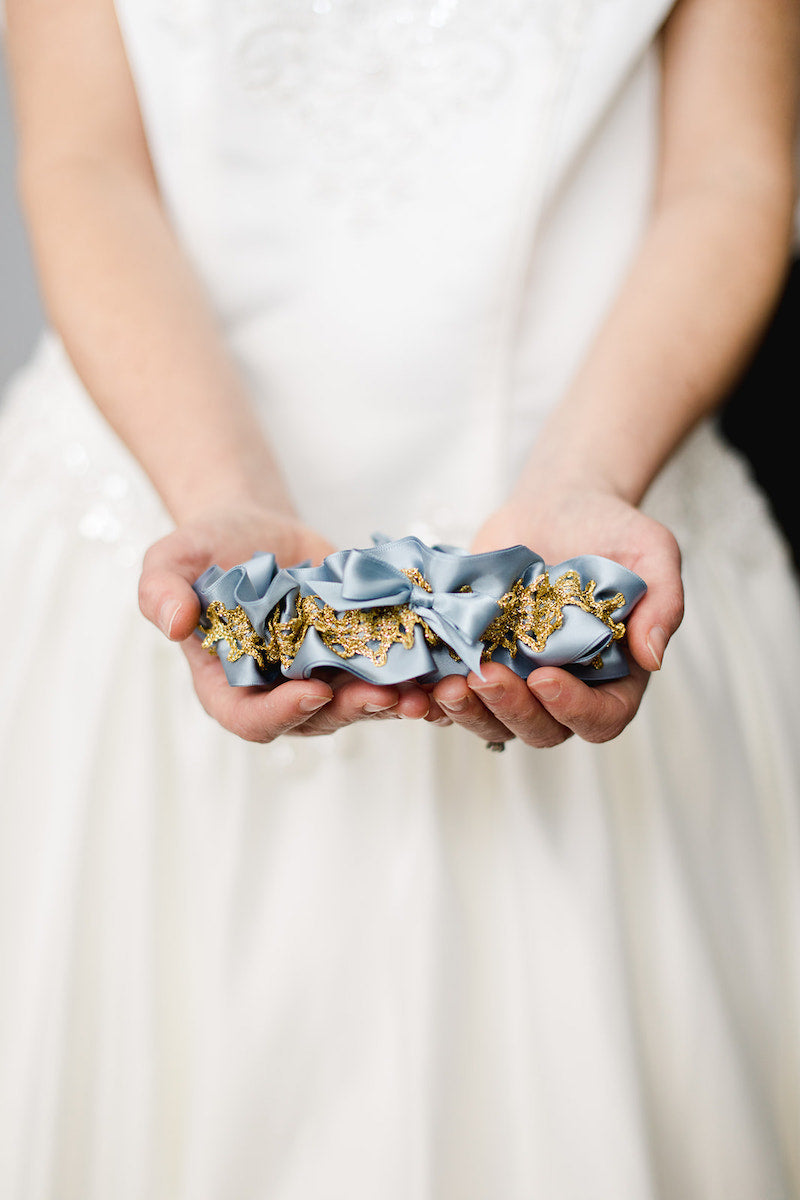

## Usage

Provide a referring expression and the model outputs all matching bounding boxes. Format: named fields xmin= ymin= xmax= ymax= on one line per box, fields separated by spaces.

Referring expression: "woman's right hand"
xmin=138 ymin=505 xmax=433 ymax=741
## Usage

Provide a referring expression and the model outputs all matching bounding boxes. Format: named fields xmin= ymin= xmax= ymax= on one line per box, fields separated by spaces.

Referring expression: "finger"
xmin=625 ymin=527 xmax=684 ymax=672
xmin=304 ymin=672 xmax=431 ymax=722
xmin=412 ymin=681 xmax=453 ymax=725
xmin=182 ymin=634 xmax=333 ymax=742
xmin=288 ymin=677 xmax=403 ymax=736
xmin=432 ymin=674 xmax=514 ymax=744
xmin=296 ymin=679 xmax=433 ymax=732
xmin=527 ymin=662 xmax=648 ymax=744
xmin=394 ymin=681 xmax=433 ymax=720
xmin=423 ymin=701 xmax=453 ymax=726
xmin=139 ymin=530 xmax=204 ymax=641
xmin=468 ymin=664 xmax=572 ymax=749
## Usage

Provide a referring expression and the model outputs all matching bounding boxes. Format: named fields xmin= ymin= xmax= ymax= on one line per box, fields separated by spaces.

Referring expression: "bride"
xmin=1 ymin=0 xmax=799 ymax=1196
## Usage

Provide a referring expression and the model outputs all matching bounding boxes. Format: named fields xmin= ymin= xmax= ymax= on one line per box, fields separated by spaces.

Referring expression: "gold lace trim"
xmin=200 ymin=602 xmax=272 ymax=670
xmin=199 ymin=569 xmax=626 ymax=671
xmin=481 ymin=571 xmax=626 ymax=662
xmin=265 ymin=594 xmax=439 ymax=669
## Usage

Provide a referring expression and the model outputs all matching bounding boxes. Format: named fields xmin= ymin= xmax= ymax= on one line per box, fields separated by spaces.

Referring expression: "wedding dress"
xmin=1 ymin=2 xmax=799 ymax=1197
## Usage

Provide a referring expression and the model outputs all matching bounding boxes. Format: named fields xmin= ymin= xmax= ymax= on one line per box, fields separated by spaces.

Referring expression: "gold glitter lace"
xmin=265 ymin=566 xmax=440 ymax=668
xmin=401 ymin=567 xmax=433 ymax=592
xmin=265 ymin=594 xmax=438 ymax=669
xmin=199 ymin=569 xmax=627 ymax=672
xmin=481 ymin=571 xmax=626 ymax=661
xmin=200 ymin=601 xmax=271 ymax=670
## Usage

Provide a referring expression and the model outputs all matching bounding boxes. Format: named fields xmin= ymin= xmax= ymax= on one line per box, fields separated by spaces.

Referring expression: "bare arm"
xmin=5 ymin=0 xmax=432 ymax=737
xmin=518 ymin=0 xmax=799 ymax=508
xmin=6 ymin=0 xmax=291 ymax=524
xmin=434 ymin=0 xmax=800 ymax=746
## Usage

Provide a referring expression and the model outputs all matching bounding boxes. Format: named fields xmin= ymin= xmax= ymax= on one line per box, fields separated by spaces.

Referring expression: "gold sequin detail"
xmin=481 ymin=571 xmax=626 ymax=660
xmin=400 ymin=567 xmax=433 ymax=592
xmin=198 ymin=570 xmax=627 ymax=672
xmin=266 ymin=594 xmax=438 ymax=669
xmin=200 ymin=601 xmax=270 ymax=670
xmin=199 ymin=573 xmax=442 ymax=671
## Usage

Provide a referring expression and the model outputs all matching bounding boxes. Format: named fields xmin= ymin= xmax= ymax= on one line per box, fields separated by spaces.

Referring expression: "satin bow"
xmin=322 ymin=552 xmax=501 ymax=676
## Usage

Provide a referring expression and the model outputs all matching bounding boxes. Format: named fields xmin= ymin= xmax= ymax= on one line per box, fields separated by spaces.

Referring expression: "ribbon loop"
xmin=339 ymin=553 xmax=413 ymax=606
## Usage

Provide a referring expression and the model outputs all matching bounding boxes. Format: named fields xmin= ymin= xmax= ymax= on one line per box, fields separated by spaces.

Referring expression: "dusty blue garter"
xmin=193 ymin=535 xmax=646 ymax=687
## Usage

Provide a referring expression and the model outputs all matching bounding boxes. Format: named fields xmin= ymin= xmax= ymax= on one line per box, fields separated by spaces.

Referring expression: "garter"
xmin=193 ymin=535 xmax=647 ymax=686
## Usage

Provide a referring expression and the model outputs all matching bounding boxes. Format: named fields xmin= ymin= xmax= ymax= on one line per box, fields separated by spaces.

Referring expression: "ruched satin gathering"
xmin=1 ymin=3 xmax=800 ymax=1199
xmin=193 ymin=537 xmax=647 ymax=685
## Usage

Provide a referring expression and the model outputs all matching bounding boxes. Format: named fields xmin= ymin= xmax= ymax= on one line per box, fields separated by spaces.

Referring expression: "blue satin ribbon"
xmin=193 ymin=536 xmax=646 ymax=687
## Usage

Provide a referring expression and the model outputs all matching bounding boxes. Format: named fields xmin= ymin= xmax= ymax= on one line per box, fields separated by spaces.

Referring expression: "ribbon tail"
xmin=421 ymin=592 xmax=500 ymax=676
xmin=423 ymin=611 xmax=486 ymax=676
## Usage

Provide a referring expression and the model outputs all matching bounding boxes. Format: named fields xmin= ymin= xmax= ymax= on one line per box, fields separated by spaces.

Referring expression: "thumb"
xmin=625 ymin=538 xmax=684 ymax=672
xmin=138 ymin=531 xmax=203 ymax=641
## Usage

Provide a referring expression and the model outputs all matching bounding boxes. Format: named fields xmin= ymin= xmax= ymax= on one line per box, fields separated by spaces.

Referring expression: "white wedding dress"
xmin=1 ymin=2 xmax=800 ymax=1197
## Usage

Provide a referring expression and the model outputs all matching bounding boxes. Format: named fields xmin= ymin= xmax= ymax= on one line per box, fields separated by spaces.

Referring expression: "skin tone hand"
xmin=137 ymin=503 xmax=433 ymax=742
xmin=432 ymin=0 xmax=799 ymax=749
xmin=431 ymin=488 xmax=683 ymax=748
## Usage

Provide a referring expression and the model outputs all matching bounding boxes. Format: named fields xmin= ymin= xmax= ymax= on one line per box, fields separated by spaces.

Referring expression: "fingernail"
xmin=439 ymin=695 xmax=469 ymax=713
xmin=531 ymin=678 xmax=561 ymax=703
xmin=432 ymin=717 xmax=453 ymax=727
xmin=299 ymin=694 xmax=331 ymax=714
xmin=646 ymin=625 xmax=667 ymax=670
xmin=471 ymin=682 xmax=504 ymax=702
xmin=159 ymin=601 xmax=179 ymax=638
xmin=363 ymin=702 xmax=396 ymax=714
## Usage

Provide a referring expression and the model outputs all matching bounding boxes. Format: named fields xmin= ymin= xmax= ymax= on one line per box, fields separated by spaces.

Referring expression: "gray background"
xmin=0 ymin=38 xmax=45 ymax=393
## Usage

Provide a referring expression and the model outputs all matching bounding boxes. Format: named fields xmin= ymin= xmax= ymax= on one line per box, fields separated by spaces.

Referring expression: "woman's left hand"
xmin=430 ymin=488 xmax=684 ymax=748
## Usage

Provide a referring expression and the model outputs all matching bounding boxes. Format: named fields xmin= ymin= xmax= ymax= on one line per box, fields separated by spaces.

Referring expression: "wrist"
xmin=510 ymin=449 xmax=643 ymax=513
xmin=169 ymin=488 xmax=297 ymax=529
xmin=160 ymin=445 xmax=297 ymax=527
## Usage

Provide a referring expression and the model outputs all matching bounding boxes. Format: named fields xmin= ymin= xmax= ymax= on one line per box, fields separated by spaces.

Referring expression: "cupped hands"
xmin=138 ymin=489 xmax=683 ymax=747
xmin=137 ymin=504 xmax=433 ymax=742
xmin=431 ymin=486 xmax=684 ymax=748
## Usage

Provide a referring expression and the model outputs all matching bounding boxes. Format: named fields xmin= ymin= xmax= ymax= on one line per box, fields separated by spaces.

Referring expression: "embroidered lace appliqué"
xmin=229 ymin=0 xmax=577 ymax=216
